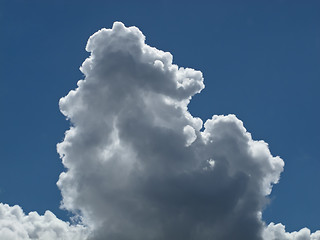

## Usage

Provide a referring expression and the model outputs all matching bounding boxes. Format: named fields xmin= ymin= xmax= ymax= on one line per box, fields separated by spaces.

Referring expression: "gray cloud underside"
xmin=1 ymin=22 xmax=319 ymax=240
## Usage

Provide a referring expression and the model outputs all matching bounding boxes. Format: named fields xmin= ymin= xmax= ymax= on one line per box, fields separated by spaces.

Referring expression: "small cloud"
xmin=0 ymin=203 xmax=88 ymax=240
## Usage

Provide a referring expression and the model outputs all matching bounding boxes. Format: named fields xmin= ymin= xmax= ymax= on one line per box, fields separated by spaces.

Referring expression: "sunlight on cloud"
xmin=0 ymin=22 xmax=319 ymax=240
xmin=0 ymin=203 xmax=88 ymax=240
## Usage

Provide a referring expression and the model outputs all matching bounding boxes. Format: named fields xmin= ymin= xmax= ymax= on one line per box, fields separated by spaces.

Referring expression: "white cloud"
xmin=56 ymin=22 xmax=284 ymax=239
xmin=264 ymin=223 xmax=320 ymax=240
xmin=183 ymin=125 xmax=197 ymax=146
xmin=0 ymin=203 xmax=88 ymax=240
xmin=0 ymin=22 xmax=319 ymax=240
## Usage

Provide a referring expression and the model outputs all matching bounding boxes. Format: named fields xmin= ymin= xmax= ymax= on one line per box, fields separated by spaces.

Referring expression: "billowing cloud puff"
xmin=56 ymin=21 xmax=283 ymax=240
xmin=0 ymin=203 xmax=88 ymax=240
xmin=264 ymin=223 xmax=320 ymax=240
xmin=0 ymin=22 xmax=319 ymax=240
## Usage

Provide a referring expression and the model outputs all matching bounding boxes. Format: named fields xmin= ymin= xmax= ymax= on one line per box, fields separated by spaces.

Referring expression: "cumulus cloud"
xmin=56 ymin=21 xmax=283 ymax=240
xmin=0 ymin=22 xmax=319 ymax=240
xmin=264 ymin=223 xmax=320 ymax=240
xmin=0 ymin=203 xmax=88 ymax=240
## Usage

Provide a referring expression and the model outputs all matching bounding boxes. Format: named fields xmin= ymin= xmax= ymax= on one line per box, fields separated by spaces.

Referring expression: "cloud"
xmin=264 ymin=223 xmax=320 ymax=240
xmin=56 ymin=21 xmax=282 ymax=240
xmin=0 ymin=22 xmax=319 ymax=240
xmin=0 ymin=203 xmax=88 ymax=240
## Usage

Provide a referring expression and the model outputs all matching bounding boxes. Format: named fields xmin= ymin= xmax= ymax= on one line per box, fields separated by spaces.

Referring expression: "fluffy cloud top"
xmin=264 ymin=223 xmax=320 ymax=240
xmin=0 ymin=22 xmax=319 ymax=240
xmin=0 ymin=203 xmax=88 ymax=240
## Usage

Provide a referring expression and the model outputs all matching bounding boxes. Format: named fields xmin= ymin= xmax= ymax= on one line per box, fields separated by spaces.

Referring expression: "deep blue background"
xmin=1 ymin=0 xmax=319 ymax=232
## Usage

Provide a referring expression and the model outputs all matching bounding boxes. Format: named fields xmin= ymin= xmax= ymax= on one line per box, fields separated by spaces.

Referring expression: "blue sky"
xmin=1 ymin=0 xmax=319 ymax=235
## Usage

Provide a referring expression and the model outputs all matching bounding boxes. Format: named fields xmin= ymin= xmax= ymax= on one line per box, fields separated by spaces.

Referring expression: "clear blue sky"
xmin=1 ymin=0 xmax=319 ymax=233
